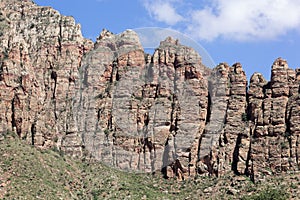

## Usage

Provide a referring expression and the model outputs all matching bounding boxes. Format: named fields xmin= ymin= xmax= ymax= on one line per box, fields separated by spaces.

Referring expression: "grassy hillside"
xmin=0 ymin=132 xmax=299 ymax=199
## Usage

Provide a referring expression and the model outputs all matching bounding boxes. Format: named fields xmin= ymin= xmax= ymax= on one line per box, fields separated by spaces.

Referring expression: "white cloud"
xmin=142 ymin=0 xmax=184 ymax=25
xmin=188 ymin=0 xmax=300 ymax=41
xmin=142 ymin=0 xmax=300 ymax=41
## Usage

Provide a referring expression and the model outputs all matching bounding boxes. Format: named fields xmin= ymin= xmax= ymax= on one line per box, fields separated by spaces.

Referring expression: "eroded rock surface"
xmin=246 ymin=58 xmax=300 ymax=181
xmin=76 ymin=33 xmax=209 ymax=177
xmin=0 ymin=1 xmax=299 ymax=181
xmin=0 ymin=0 xmax=93 ymax=156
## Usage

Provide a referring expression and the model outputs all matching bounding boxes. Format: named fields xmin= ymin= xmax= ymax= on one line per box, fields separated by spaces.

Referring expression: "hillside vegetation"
xmin=0 ymin=132 xmax=299 ymax=199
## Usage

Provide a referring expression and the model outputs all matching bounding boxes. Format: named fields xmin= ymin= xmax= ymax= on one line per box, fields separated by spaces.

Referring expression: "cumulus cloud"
xmin=142 ymin=0 xmax=184 ymax=25
xmin=142 ymin=0 xmax=300 ymax=41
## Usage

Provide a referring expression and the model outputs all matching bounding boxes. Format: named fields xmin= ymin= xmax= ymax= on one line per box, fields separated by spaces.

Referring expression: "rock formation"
xmin=0 ymin=0 xmax=93 ymax=156
xmin=0 ymin=0 xmax=299 ymax=182
xmin=246 ymin=59 xmax=300 ymax=181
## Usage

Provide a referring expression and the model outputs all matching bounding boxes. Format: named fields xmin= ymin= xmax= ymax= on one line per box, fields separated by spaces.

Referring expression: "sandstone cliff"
xmin=0 ymin=0 xmax=299 ymax=182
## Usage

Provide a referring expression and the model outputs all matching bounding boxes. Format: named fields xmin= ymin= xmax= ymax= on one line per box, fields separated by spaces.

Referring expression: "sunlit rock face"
xmin=76 ymin=32 xmax=209 ymax=177
xmin=0 ymin=1 xmax=299 ymax=181
xmin=0 ymin=0 xmax=93 ymax=156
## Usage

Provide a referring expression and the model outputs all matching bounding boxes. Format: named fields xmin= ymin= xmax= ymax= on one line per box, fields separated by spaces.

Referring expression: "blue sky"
xmin=34 ymin=0 xmax=300 ymax=80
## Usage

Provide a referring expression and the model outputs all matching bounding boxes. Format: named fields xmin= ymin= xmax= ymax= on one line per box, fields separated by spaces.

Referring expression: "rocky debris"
xmin=227 ymin=187 xmax=239 ymax=195
xmin=0 ymin=1 xmax=299 ymax=181
xmin=0 ymin=168 xmax=10 ymax=199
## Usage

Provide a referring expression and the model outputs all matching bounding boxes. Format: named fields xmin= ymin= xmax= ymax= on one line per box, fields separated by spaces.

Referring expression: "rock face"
xmin=0 ymin=0 xmax=93 ymax=156
xmin=0 ymin=1 xmax=299 ymax=181
xmin=246 ymin=58 xmax=300 ymax=181
xmin=76 ymin=34 xmax=209 ymax=177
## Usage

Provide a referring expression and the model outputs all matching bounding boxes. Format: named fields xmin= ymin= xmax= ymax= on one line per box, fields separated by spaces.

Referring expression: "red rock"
xmin=0 ymin=1 xmax=299 ymax=181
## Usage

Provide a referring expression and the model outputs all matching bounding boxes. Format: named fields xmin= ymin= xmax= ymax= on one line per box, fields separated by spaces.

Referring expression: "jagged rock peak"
xmin=232 ymin=62 xmax=244 ymax=74
xmin=96 ymin=28 xmax=144 ymax=42
xmin=97 ymin=28 xmax=114 ymax=40
xmin=118 ymin=29 xmax=142 ymax=46
xmin=160 ymin=36 xmax=179 ymax=46
xmin=96 ymin=29 xmax=141 ymax=42
xmin=296 ymin=68 xmax=300 ymax=81
xmin=95 ymin=29 xmax=143 ymax=52
xmin=272 ymin=57 xmax=288 ymax=70
xmin=214 ymin=62 xmax=230 ymax=73
xmin=250 ymin=73 xmax=267 ymax=85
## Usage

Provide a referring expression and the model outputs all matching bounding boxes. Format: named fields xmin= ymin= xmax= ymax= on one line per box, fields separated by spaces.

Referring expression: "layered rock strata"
xmin=76 ymin=33 xmax=209 ymax=177
xmin=0 ymin=0 xmax=93 ymax=156
xmin=246 ymin=59 xmax=300 ymax=181
xmin=0 ymin=0 xmax=299 ymax=181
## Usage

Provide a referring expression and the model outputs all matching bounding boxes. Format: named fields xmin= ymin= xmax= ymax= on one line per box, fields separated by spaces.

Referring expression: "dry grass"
xmin=0 ymin=132 xmax=298 ymax=199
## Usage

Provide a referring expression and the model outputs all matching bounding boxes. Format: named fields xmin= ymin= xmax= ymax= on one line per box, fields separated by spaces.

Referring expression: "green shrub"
xmin=104 ymin=129 xmax=110 ymax=136
xmin=241 ymin=186 xmax=289 ymax=200
xmin=242 ymin=113 xmax=248 ymax=122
